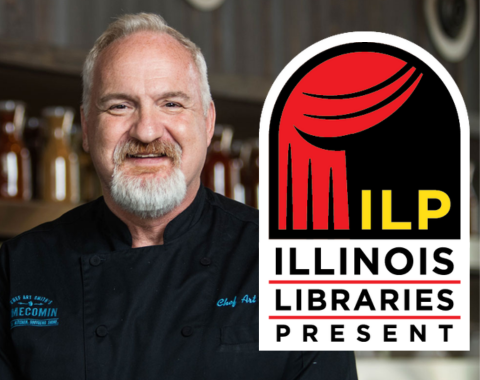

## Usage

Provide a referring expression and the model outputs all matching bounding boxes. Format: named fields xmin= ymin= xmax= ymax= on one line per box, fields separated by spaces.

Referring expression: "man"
xmin=0 ymin=13 xmax=357 ymax=379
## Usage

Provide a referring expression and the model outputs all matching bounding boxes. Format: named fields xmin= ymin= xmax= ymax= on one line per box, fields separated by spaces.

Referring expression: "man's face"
xmin=81 ymin=31 xmax=215 ymax=213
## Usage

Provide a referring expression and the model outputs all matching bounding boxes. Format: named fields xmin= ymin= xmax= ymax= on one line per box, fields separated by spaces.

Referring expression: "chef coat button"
xmin=90 ymin=255 xmax=103 ymax=266
xmin=200 ymin=257 xmax=211 ymax=266
xmin=96 ymin=325 xmax=108 ymax=337
xmin=181 ymin=326 xmax=194 ymax=337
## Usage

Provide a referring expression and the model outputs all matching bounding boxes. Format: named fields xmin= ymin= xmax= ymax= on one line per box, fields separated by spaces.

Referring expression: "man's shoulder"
xmin=203 ymin=187 xmax=258 ymax=227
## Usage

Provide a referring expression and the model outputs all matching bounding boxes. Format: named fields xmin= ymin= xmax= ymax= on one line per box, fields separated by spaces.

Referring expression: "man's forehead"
xmin=94 ymin=31 xmax=197 ymax=83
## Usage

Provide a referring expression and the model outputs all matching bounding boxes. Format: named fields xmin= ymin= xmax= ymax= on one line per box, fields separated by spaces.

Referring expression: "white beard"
xmin=110 ymin=165 xmax=187 ymax=219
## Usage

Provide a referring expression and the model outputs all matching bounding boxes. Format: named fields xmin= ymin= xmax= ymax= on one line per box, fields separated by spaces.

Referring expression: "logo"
xmin=269 ymin=41 xmax=460 ymax=239
xmin=259 ymin=32 xmax=470 ymax=351
xmin=10 ymin=294 xmax=59 ymax=329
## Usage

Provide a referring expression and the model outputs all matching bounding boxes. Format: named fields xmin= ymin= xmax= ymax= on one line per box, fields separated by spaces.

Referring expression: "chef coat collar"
xmin=101 ymin=198 xmax=132 ymax=249
xmin=163 ymin=184 xmax=206 ymax=243
xmin=100 ymin=184 xmax=206 ymax=248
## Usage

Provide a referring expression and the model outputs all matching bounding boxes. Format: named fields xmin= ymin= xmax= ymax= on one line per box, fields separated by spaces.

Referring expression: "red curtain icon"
xmin=278 ymin=52 xmax=422 ymax=230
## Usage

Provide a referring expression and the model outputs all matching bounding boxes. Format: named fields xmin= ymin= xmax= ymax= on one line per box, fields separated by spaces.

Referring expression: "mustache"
xmin=113 ymin=139 xmax=182 ymax=167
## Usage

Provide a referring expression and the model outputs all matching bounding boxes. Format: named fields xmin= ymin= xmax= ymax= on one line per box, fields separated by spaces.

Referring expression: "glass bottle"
xmin=70 ymin=123 xmax=102 ymax=202
xmin=41 ymin=107 xmax=79 ymax=203
xmin=249 ymin=138 xmax=259 ymax=209
xmin=230 ymin=140 xmax=246 ymax=204
xmin=202 ymin=125 xmax=234 ymax=198
xmin=23 ymin=117 xmax=45 ymax=200
xmin=0 ymin=100 xmax=31 ymax=200
xmin=238 ymin=141 xmax=254 ymax=206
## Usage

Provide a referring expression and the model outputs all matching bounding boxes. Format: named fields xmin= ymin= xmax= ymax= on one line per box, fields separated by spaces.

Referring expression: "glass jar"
xmin=70 ymin=123 xmax=102 ymax=202
xmin=23 ymin=117 xmax=45 ymax=200
xmin=41 ymin=107 xmax=79 ymax=203
xmin=202 ymin=125 xmax=234 ymax=198
xmin=0 ymin=100 xmax=31 ymax=200
xmin=249 ymin=139 xmax=259 ymax=209
xmin=230 ymin=140 xmax=246 ymax=204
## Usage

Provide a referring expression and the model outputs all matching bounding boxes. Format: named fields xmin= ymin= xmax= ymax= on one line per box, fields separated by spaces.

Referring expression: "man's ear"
xmin=80 ymin=106 xmax=90 ymax=153
xmin=205 ymin=101 xmax=216 ymax=147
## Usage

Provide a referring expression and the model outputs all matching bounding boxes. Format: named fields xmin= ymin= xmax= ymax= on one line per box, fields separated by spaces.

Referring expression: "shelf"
xmin=0 ymin=200 xmax=77 ymax=239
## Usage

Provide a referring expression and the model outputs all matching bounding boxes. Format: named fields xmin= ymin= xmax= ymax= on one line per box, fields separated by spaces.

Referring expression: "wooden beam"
xmin=209 ymin=73 xmax=272 ymax=103
xmin=0 ymin=39 xmax=86 ymax=75
xmin=0 ymin=38 xmax=272 ymax=103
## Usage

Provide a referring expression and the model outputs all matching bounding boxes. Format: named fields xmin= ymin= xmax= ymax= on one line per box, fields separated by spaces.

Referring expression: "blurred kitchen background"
xmin=0 ymin=0 xmax=477 ymax=379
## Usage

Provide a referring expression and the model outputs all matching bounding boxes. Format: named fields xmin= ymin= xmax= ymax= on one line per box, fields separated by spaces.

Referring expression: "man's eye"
xmin=165 ymin=102 xmax=181 ymax=108
xmin=109 ymin=104 xmax=127 ymax=110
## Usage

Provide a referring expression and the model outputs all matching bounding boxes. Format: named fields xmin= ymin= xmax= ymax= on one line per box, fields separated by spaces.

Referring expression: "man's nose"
xmin=129 ymin=104 xmax=165 ymax=143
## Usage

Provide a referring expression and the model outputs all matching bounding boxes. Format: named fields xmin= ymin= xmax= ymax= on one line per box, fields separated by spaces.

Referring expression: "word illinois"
xmin=275 ymin=247 xmax=453 ymax=275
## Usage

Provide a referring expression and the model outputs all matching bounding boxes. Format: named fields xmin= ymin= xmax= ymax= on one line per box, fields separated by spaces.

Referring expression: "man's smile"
xmin=124 ymin=154 xmax=173 ymax=168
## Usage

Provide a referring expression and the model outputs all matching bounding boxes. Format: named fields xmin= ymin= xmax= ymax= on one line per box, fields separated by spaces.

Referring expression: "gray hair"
xmin=82 ymin=13 xmax=211 ymax=117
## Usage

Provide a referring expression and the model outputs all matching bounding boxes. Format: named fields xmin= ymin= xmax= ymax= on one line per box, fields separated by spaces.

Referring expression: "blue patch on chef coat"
xmin=9 ymin=294 xmax=59 ymax=329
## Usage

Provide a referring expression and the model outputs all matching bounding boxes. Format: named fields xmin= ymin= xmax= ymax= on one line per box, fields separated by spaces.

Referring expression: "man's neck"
xmin=103 ymin=181 xmax=200 ymax=248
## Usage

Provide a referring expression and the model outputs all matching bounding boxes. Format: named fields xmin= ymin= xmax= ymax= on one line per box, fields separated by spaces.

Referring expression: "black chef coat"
xmin=0 ymin=185 xmax=357 ymax=380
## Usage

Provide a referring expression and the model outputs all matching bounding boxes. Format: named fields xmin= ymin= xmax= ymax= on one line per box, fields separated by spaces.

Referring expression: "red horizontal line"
xmin=269 ymin=280 xmax=461 ymax=284
xmin=269 ymin=316 xmax=461 ymax=320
